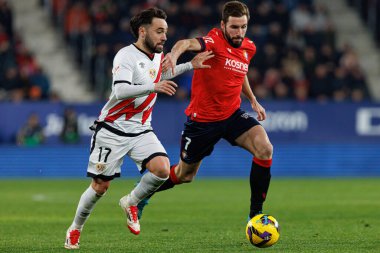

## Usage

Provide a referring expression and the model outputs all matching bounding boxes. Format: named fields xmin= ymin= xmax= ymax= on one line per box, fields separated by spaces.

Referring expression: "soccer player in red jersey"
xmin=139 ymin=1 xmax=273 ymax=220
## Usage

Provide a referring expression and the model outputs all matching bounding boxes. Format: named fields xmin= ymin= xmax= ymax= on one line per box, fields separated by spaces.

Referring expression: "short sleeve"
xmin=247 ymin=40 xmax=257 ymax=62
xmin=196 ymin=28 xmax=221 ymax=52
xmin=198 ymin=34 xmax=217 ymax=51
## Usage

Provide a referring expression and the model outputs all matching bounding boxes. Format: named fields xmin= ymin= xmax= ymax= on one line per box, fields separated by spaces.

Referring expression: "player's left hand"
xmin=191 ymin=51 xmax=214 ymax=69
xmin=162 ymin=52 xmax=177 ymax=75
xmin=251 ymin=99 xmax=266 ymax=121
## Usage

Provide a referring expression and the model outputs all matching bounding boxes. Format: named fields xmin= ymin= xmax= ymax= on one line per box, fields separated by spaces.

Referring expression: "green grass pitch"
xmin=1 ymin=178 xmax=379 ymax=253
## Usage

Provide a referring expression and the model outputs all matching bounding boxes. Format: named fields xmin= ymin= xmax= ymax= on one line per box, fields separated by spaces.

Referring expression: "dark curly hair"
xmin=130 ymin=7 xmax=167 ymax=39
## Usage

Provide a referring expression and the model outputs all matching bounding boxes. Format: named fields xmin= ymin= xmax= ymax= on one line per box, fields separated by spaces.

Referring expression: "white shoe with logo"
xmin=119 ymin=195 xmax=140 ymax=235
xmin=64 ymin=228 xmax=81 ymax=249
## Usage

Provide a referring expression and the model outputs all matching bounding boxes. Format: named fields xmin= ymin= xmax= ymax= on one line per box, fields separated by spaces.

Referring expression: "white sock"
xmin=70 ymin=186 xmax=103 ymax=231
xmin=125 ymin=172 xmax=168 ymax=206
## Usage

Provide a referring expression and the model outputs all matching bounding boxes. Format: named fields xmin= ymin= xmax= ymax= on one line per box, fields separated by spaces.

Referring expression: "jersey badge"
xmin=149 ymin=69 xmax=156 ymax=79
xmin=139 ymin=62 xmax=145 ymax=69
xmin=96 ymin=163 xmax=106 ymax=172
xmin=227 ymin=48 xmax=232 ymax=53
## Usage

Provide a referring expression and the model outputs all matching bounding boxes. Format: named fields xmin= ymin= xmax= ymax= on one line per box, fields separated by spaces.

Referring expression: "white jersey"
xmin=97 ymin=44 xmax=163 ymax=134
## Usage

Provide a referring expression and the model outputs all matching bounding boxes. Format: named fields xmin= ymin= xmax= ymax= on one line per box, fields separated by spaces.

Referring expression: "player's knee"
xmin=93 ymin=186 xmax=108 ymax=195
xmin=153 ymin=167 xmax=170 ymax=179
xmin=92 ymin=179 xmax=110 ymax=195
xmin=146 ymin=156 xmax=170 ymax=178
xmin=256 ymin=142 xmax=273 ymax=159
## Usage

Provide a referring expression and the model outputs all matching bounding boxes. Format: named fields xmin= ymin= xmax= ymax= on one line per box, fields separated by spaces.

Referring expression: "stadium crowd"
xmin=0 ymin=0 xmax=372 ymax=102
xmin=347 ymin=0 xmax=380 ymax=47
xmin=0 ymin=0 xmax=55 ymax=102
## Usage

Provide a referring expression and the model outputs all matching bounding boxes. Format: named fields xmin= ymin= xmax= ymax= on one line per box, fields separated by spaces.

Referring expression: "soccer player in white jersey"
xmin=64 ymin=7 xmax=213 ymax=249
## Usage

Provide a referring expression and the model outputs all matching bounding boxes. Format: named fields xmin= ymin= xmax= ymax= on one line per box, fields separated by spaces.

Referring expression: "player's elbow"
xmin=177 ymin=38 xmax=200 ymax=52
xmin=114 ymin=87 xmax=122 ymax=100
xmin=114 ymin=93 xmax=124 ymax=100
xmin=114 ymin=87 xmax=131 ymax=100
xmin=176 ymin=39 xmax=190 ymax=48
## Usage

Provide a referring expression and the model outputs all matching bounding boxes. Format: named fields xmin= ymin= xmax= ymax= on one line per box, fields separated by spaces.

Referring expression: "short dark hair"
xmin=130 ymin=7 xmax=167 ymax=39
xmin=222 ymin=1 xmax=250 ymax=23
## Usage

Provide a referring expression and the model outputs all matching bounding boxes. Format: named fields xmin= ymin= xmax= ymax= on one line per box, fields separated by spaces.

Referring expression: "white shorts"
xmin=87 ymin=127 xmax=167 ymax=180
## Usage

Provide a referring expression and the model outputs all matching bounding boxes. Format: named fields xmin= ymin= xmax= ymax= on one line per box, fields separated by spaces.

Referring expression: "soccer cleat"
xmin=249 ymin=210 xmax=262 ymax=219
xmin=119 ymin=195 xmax=140 ymax=235
xmin=137 ymin=197 xmax=150 ymax=219
xmin=64 ymin=228 xmax=81 ymax=249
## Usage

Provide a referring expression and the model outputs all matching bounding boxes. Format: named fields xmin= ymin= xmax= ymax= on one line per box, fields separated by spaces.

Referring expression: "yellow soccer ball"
xmin=245 ymin=214 xmax=280 ymax=248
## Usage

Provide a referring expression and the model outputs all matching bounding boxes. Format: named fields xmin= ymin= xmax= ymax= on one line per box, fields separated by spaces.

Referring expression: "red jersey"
xmin=185 ymin=28 xmax=256 ymax=122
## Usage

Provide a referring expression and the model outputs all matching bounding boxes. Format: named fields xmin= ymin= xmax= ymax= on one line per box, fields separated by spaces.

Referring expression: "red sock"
xmin=169 ymin=164 xmax=181 ymax=184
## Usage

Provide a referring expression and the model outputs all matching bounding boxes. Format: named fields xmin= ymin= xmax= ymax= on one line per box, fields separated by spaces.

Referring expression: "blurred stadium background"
xmin=0 ymin=0 xmax=379 ymax=178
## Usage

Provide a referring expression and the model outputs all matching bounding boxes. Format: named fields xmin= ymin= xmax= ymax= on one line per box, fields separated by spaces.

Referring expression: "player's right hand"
xmin=251 ymin=100 xmax=266 ymax=121
xmin=191 ymin=51 xmax=214 ymax=69
xmin=162 ymin=53 xmax=177 ymax=75
xmin=154 ymin=80 xmax=178 ymax=96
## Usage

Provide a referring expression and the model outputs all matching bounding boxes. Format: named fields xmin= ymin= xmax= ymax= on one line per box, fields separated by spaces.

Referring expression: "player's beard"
xmin=224 ymin=28 xmax=243 ymax=48
xmin=144 ymin=33 xmax=164 ymax=53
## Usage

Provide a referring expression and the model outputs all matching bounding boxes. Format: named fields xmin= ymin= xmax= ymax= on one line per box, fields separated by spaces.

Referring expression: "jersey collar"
xmin=133 ymin=44 xmax=155 ymax=60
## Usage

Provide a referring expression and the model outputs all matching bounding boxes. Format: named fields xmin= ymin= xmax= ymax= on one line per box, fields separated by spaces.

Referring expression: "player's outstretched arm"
xmin=162 ymin=38 xmax=202 ymax=74
xmin=114 ymin=80 xmax=177 ymax=99
xmin=242 ymin=75 xmax=266 ymax=121
xmin=161 ymin=51 xmax=214 ymax=80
